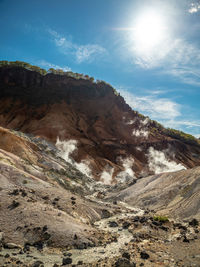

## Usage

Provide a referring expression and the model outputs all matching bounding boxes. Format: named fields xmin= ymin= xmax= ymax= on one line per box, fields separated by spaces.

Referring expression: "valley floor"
xmin=0 ymin=200 xmax=200 ymax=267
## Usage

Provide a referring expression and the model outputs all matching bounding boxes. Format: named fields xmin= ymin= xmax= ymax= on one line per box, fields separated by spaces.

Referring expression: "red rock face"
xmin=0 ymin=66 xmax=200 ymax=183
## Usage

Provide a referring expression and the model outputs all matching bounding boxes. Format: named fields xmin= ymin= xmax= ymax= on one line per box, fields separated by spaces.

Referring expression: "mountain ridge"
xmin=0 ymin=61 xmax=200 ymax=183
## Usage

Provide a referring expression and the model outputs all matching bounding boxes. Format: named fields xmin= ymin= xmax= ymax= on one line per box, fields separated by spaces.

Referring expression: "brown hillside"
xmin=0 ymin=65 xmax=200 ymax=182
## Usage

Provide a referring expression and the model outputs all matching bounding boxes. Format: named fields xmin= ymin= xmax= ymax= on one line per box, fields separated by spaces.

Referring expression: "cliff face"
xmin=0 ymin=65 xmax=200 ymax=183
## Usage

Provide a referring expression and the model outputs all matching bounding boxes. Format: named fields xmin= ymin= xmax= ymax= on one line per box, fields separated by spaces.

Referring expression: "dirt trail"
xmin=68 ymin=207 xmax=144 ymax=265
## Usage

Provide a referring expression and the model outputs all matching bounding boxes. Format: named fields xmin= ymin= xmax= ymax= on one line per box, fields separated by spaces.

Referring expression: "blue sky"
xmin=1 ymin=0 xmax=200 ymax=137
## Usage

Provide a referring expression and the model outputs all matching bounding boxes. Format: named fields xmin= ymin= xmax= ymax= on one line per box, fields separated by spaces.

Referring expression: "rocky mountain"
xmin=0 ymin=61 xmax=200 ymax=267
xmin=0 ymin=62 xmax=200 ymax=184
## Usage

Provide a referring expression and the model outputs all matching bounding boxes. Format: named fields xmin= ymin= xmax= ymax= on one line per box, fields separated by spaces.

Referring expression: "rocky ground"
xmin=0 ymin=205 xmax=200 ymax=266
xmin=0 ymin=127 xmax=200 ymax=266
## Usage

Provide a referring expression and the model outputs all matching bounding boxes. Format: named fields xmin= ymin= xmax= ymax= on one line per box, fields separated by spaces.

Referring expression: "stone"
xmin=132 ymin=216 xmax=140 ymax=222
xmin=33 ymin=241 xmax=43 ymax=250
xmin=9 ymin=189 xmax=19 ymax=195
xmin=183 ymin=236 xmax=190 ymax=243
xmin=108 ymin=221 xmax=118 ymax=227
xmin=4 ymin=243 xmax=23 ymax=249
xmin=101 ymin=209 xmax=111 ymax=219
xmin=31 ymin=261 xmax=44 ymax=267
xmin=42 ymin=225 xmax=48 ymax=232
xmin=62 ymin=257 xmax=72 ymax=265
xmin=140 ymin=251 xmax=150 ymax=260
xmin=122 ymin=252 xmax=130 ymax=260
xmin=8 ymin=200 xmax=20 ymax=210
xmin=43 ymin=232 xmax=51 ymax=240
xmin=159 ymin=226 xmax=168 ymax=231
xmin=189 ymin=218 xmax=199 ymax=227
xmin=139 ymin=217 xmax=147 ymax=223
xmin=115 ymin=258 xmax=136 ymax=267
xmin=122 ymin=221 xmax=131 ymax=229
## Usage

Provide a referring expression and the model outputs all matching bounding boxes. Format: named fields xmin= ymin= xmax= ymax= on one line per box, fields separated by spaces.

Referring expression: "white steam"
xmin=122 ymin=157 xmax=135 ymax=176
xmin=56 ymin=137 xmax=92 ymax=177
xmin=75 ymin=160 xmax=92 ymax=177
xmin=132 ymin=129 xmax=149 ymax=138
xmin=56 ymin=138 xmax=77 ymax=164
xmin=141 ymin=118 xmax=150 ymax=126
xmin=100 ymin=166 xmax=114 ymax=185
xmin=116 ymin=157 xmax=135 ymax=183
xmin=126 ymin=119 xmax=136 ymax=125
xmin=148 ymin=147 xmax=186 ymax=174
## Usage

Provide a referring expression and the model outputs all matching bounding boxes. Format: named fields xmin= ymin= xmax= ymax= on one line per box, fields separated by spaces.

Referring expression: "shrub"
xmin=166 ymin=128 xmax=199 ymax=145
xmin=153 ymin=215 xmax=169 ymax=223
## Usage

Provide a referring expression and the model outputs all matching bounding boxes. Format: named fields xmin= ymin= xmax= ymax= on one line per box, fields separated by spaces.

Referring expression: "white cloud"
xmin=38 ymin=59 xmax=71 ymax=72
xmin=188 ymin=3 xmax=200 ymax=13
xmin=76 ymin=44 xmax=106 ymax=63
xmin=148 ymin=147 xmax=186 ymax=174
xmin=48 ymin=29 xmax=106 ymax=63
xmin=118 ymin=88 xmax=180 ymax=120
xmin=164 ymin=67 xmax=200 ymax=87
xmin=161 ymin=119 xmax=200 ymax=130
xmin=133 ymin=38 xmax=200 ymax=86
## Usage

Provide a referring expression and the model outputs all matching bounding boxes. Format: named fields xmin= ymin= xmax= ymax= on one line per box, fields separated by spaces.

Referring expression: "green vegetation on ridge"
xmin=0 ymin=60 xmax=96 ymax=81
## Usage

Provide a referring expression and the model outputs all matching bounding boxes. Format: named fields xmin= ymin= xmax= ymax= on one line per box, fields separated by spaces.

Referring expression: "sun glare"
xmin=133 ymin=11 xmax=166 ymax=53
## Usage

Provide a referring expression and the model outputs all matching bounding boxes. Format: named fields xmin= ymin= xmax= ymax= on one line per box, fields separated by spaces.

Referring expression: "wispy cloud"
xmin=118 ymin=87 xmax=200 ymax=135
xmin=38 ymin=59 xmax=71 ymax=71
xmin=118 ymin=87 xmax=180 ymax=120
xmin=132 ymin=37 xmax=200 ymax=86
xmin=188 ymin=2 xmax=200 ymax=13
xmin=164 ymin=67 xmax=200 ymax=87
xmin=48 ymin=29 xmax=106 ymax=63
xmin=162 ymin=119 xmax=200 ymax=129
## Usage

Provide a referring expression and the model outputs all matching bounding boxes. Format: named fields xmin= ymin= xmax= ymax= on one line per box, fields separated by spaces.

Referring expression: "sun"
xmin=133 ymin=11 xmax=166 ymax=53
